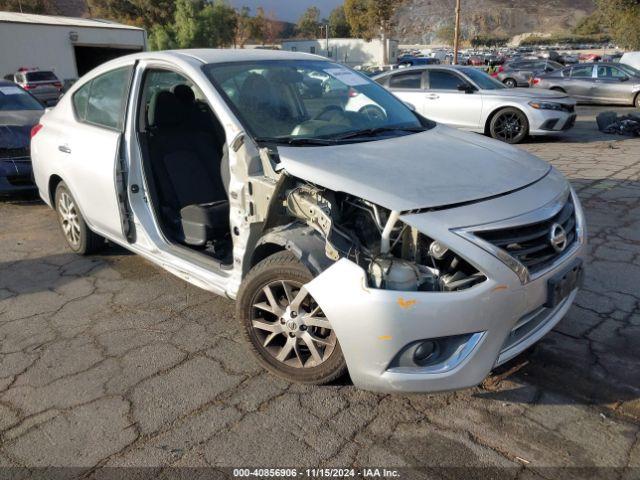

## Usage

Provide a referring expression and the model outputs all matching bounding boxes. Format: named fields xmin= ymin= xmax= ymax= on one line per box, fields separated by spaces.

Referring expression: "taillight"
xmin=22 ymin=84 xmax=36 ymax=90
xmin=31 ymin=124 xmax=43 ymax=138
xmin=348 ymin=87 xmax=360 ymax=98
xmin=53 ymin=82 xmax=63 ymax=89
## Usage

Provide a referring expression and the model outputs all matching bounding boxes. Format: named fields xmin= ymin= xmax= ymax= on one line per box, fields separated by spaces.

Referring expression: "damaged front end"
xmin=282 ymin=182 xmax=487 ymax=294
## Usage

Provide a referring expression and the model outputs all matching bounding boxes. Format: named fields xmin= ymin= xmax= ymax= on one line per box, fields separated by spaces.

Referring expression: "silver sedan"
xmin=533 ymin=62 xmax=640 ymax=107
xmin=364 ymin=66 xmax=577 ymax=144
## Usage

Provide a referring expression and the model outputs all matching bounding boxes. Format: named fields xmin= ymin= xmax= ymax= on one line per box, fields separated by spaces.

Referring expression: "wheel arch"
xmin=249 ymin=224 xmax=334 ymax=277
xmin=484 ymin=104 xmax=530 ymax=136
xmin=48 ymin=174 xmax=64 ymax=207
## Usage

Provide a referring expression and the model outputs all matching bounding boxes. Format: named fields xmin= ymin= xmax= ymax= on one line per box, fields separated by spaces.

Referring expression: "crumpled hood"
xmin=481 ymin=87 xmax=571 ymax=101
xmin=278 ymin=124 xmax=551 ymax=211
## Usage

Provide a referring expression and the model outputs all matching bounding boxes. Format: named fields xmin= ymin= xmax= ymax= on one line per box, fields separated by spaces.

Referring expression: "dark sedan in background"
xmin=533 ymin=63 xmax=640 ymax=107
xmin=496 ymin=59 xmax=564 ymax=88
xmin=0 ymin=80 xmax=44 ymax=195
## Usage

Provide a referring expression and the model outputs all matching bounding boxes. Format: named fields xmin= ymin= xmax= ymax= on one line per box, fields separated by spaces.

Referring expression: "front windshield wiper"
xmin=254 ymin=136 xmax=337 ymax=146
xmin=335 ymin=125 xmax=426 ymax=141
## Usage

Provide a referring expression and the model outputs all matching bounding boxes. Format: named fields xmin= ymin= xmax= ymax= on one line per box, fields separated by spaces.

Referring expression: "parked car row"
xmin=29 ymin=49 xmax=587 ymax=393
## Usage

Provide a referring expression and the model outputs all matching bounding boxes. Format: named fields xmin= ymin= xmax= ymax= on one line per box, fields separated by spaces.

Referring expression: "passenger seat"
xmin=146 ymin=90 xmax=229 ymax=247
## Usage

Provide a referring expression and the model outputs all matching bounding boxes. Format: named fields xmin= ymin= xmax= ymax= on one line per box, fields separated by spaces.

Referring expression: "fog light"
xmin=413 ymin=340 xmax=439 ymax=366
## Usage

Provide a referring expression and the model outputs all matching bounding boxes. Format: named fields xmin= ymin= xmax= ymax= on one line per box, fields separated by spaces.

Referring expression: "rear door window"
xmin=570 ymin=65 xmax=594 ymax=78
xmin=428 ymin=70 xmax=464 ymax=90
xmin=74 ymin=66 xmax=133 ymax=130
xmin=388 ymin=71 xmax=422 ymax=89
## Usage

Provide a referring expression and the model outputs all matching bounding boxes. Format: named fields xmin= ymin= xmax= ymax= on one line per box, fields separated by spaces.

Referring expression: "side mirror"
xmin=457 ymin=84 xmax=475 ymax=94
xmin=403 ymin=101 xmax=416 ymax=111
xmin=620 ymin=76 xmax=629 ymax=82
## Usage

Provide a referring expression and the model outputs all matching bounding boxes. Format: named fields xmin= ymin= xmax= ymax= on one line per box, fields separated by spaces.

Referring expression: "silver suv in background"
xmin=4 ymin=68 xmax=63 ymax=106
xmin=533 ymin=63 xmax=640 ymax=107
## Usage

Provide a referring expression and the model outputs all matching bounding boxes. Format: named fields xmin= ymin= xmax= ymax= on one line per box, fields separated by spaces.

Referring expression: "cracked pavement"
xmin=1 ymin=106 xmax=639 ymax=478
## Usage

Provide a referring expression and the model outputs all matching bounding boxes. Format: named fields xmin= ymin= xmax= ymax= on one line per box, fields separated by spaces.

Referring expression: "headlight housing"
xmin=528 ymin=101 xmax=565 ymax=111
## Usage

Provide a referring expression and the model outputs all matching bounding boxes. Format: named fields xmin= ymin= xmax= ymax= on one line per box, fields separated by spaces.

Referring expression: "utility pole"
xmin=453 ymin=0 xmax=461 ymax=65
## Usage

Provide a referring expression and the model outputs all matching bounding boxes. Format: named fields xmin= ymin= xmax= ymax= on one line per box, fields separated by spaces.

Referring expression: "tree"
xmin=435 ymin=21 xmax=455 ymax=44
xmin=0 ymin=0 xmax=57 ymax=14
xmin=148 ymin=24 xmax=176 ymax=50
xmin=344 ymin=0 xmax=404 ymax=63
xmin=297 ymin=6 xmax=320 ymax=38
xmin=174 ymin=0 xmax=200 ymax=48
xmin=197 ymin=0 xmax=236 ymax=47
xmin=572 ymin=12 xmax=605 ymax=35
xmin=595 ymin=0 xmax=640 ymax=49
xmin=250 ymin=7 xmax=267 ymax=44
xmin=328 ymin=5 xmax=351 ymax=37
xmin=234 ymin=6 xmax=252 ymax=47
xmin=87 ymin=0 xmax=176 ymax=28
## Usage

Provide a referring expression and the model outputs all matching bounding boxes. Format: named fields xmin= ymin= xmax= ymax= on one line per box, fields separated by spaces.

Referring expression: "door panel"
xmin=594 ymin=65 xmax=634 ymax=103
xmin=65 ymin=123 xmax=126 ymax=240
xmin=566 ymin=65 xmax=596 ymax=100
xmin=422 ymin=70 xmax=482 ymax=129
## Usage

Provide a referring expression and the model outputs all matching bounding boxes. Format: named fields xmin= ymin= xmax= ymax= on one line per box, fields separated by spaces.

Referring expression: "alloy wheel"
xmin=58 ymin=191 xmax=81 ymax=247
xmin=250 ymin=280 xmax=337 ymax=368
xmin=493 ymin=111 xmax=526 ymax=143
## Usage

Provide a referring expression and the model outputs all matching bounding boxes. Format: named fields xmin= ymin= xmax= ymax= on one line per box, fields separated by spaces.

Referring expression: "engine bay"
xmin=283 ymin=182 xmax=486 ymax=292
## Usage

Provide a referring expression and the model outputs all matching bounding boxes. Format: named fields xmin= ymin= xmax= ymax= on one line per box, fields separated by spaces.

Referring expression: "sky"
xmin=226 ymin=0 xmax=343 ymax=23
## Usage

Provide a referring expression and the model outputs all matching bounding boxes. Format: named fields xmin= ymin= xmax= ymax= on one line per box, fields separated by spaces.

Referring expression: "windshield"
xmin=618 ymin=63 xmax=640 ymax=77
xmin=25 ymin=71 xmax=58 ymax=82
xmin=458 ymin=67 xmax=505 ymax=90
xmin=203 ymin=60 xmax=428 ymax=144
xmin=0 ymin=85 xmax=43 ymax=111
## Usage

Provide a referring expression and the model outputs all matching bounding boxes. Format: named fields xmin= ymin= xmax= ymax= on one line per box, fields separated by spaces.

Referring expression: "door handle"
xmin=58 ymin=144 xmax=71 ymax=154
xmin=425 ymin=94 xmax=440 ymax=100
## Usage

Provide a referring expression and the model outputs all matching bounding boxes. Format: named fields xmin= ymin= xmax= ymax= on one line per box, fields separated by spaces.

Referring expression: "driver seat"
xmin=147 ymin=90 xmax=229 ymax=247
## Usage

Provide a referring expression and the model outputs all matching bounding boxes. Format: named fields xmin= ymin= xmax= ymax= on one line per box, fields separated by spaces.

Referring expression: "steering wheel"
xmin=313 ymin=105 xmax=347 ymax=121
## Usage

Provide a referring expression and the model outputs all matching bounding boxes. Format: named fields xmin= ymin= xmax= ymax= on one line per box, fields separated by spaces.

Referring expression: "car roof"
xmin=373 ymin=64 xmax=474 ymax=79
xmin=111 ymin=48 xmax=329 ymax=66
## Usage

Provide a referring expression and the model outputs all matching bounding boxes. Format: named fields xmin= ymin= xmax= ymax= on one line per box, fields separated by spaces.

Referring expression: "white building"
xmin=0 ymin=11 xmax=146 ymax=83
xmin=281 ymin=38 xmax=399 ymax=67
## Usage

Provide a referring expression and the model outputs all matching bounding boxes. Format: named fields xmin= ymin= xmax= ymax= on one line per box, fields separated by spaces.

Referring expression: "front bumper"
xmin=305 ymin=172 xmax=586 ymax=393
xmin=528 ymin=107 xmax=577 ymax=135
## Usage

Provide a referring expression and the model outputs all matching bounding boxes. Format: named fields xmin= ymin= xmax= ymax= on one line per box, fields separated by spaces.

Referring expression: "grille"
xmin=475 ymin=197 xmax=577 ymax=275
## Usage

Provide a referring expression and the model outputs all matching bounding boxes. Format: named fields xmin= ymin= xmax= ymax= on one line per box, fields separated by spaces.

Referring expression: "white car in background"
xmin=350 ymin=66 xmax=577 ymax=144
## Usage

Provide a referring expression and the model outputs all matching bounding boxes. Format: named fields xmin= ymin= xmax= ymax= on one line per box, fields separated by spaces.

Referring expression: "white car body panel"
xmin=30 ymin=50 xmax=587 ymax=393
xmin=278 ymin=124 xmax=549 ymax=211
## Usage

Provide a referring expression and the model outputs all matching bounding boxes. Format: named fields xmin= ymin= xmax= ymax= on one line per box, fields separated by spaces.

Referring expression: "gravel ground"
xmin=1 ymin=106 xmax=639 ymax=479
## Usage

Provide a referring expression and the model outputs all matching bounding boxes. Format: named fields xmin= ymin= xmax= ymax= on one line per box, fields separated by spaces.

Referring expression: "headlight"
xmin=528 ymin=101 xmax=565 ymax=111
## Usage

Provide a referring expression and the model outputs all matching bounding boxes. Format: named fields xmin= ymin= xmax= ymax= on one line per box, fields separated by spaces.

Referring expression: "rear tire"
xmin=54 ymin=182 xmax=104 ymax=255
xmin=489 ymin=107 xmax=529 ymax=144
xmin=634 ymin=92 xmax=640 ymax=109
xmin=236 ymin=251 xmax=347 ymax=385
xmin=503 ymin=78 xmax=517 ymax=88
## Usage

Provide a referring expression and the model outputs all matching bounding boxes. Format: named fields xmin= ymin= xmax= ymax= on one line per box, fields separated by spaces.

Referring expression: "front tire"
xmin=489 ymin=107 xmax=529 ymax=144
xmin=634 ymin=92 xmax=640 ymax=109
xmin=54 ymin=182 xmax=104 ymax=255
xmin=236 ymin=252 xmax=347 ymax=384
xmin=503 ymin=78 xmax=517 ymax=88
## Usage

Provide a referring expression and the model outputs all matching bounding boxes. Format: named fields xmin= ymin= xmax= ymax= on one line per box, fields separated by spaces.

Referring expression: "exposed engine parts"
xmin=284 ymin=183 xmax=486 ymax=292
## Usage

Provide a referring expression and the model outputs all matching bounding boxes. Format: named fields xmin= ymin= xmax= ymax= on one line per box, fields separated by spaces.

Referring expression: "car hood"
xmin=480 ymin=88 xmax=570 ymax=100
xmin=277 ymin=124 xmax=551 ymax=211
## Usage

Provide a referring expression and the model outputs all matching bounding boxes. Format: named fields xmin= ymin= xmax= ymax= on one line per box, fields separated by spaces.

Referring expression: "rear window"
xmin=389 ymin=71 xmax=422 ymax=89
xmin=0 ymin=85 xmax=43 ymax=111
xmin=25 ymin=71 xmax=58 ymax=82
